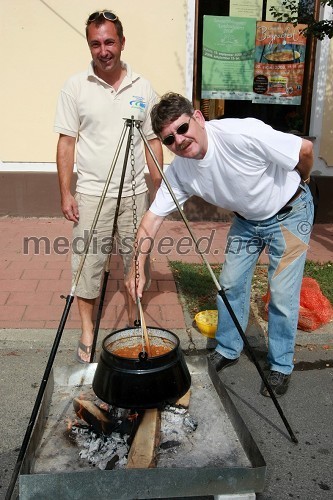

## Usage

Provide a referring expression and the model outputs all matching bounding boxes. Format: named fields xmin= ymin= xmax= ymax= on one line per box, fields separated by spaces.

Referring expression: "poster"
xmin=252 ymin=22 xmax=307 ymax=105
xmin=201 ymin=16 xmax=257 ymax=100
xmin=230 ymin=0 xmax=263 ymax=20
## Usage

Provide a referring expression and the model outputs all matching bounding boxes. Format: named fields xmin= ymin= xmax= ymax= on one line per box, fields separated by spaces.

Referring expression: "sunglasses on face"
xmin=87 ymin=11 xmax=118 ymax=23
xmin=161 ymin=117 xmax=192 ymax=146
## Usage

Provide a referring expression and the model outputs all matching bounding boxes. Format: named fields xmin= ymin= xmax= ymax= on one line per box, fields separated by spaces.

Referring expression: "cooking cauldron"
xmin=92 ymin=327 xmax=191 ymax=409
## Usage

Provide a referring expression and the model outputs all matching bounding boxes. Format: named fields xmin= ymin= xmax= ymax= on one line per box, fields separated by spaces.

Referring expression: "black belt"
xmin=234 ymin=182 xmax=304 ymax=221
xmin=277 ymin=182 xmax=304 ymax=214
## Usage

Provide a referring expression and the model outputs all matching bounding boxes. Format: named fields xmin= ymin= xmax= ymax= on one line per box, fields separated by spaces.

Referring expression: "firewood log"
xmin=126 ymin=409 xmax=160 ymax=469
xmin=175 ymin=389 xmax=191 ymax=408
xmin=73 ymin=398 xmax=118 ymax=435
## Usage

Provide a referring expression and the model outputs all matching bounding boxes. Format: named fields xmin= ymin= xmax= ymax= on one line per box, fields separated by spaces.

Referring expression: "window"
xmin=193 ymin=0 xmax=320 ymax=135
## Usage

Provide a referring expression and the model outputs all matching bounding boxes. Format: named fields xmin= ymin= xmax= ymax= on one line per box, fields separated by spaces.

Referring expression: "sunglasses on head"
xmin=161 ymin=117 xmax=192 ymax=146
xmin=87 ymin=11 xmax=118 ymax=23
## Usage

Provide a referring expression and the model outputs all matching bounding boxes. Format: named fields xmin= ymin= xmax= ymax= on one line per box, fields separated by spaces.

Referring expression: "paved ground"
xmin=0 ymin=217 xmax=332 ymax=499
xmin=0 ymin=217 xmax=332 ymax=330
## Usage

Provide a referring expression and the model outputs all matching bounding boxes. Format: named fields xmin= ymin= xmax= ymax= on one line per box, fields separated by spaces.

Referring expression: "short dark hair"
xmin=151 ymin=92 xmax=194 ymax=135
xmin=85 ymin=10 xmax=124 ymax=41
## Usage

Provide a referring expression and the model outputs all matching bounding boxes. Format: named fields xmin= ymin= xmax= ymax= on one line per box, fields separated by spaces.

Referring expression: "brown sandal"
xmin=76 ymin=340 xmax=92 ymax=364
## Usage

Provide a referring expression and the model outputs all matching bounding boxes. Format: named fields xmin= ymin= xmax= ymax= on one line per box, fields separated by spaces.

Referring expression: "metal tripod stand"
xmin=6 ymin=115 xmax=298 ymax=499
xmin=5 ymin=117 xmax=145 ymax=499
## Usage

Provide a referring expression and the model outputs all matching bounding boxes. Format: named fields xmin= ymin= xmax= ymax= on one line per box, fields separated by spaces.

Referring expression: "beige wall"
xmin=2 ymin=0 xmax=332 ymax=171
xmin=0 ymin=0 xmax=187 ymax=162
xmin=319 ymin=38 xmax=333 ymax=166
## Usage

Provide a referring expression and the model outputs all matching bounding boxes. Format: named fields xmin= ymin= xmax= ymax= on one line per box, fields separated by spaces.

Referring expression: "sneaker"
xmin=207 ymin=351 xmax=239 ymax=372
xmin=261 ymin=370 xmax=291 ymax=398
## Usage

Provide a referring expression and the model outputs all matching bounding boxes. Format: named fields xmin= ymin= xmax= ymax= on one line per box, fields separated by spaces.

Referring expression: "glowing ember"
xmin=65 ymin=399 xmax=198 ymax=471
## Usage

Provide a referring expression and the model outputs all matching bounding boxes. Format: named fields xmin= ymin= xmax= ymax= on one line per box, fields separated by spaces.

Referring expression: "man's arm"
xmin=125 ymin=209 xmax=165 ymax=301
xmin=145 ymin=138 xmax=163 ymax=201
xmin=56 ymin=134 xmax=79 ymax=222
xmin=294 ymin=138 xmax=314 ymax=183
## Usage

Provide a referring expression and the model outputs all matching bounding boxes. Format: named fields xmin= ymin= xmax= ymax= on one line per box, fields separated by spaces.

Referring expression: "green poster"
xmin=202 ymin=16 xmax=256 ymax=100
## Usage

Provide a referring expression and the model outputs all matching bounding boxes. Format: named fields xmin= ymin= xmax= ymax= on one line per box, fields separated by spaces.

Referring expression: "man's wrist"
xmin=294 ymin=167 xmax=310 ymax=184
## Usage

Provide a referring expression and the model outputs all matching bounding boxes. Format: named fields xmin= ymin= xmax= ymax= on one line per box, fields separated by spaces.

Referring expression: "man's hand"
xmin=56 ymin=134 xmax=78 ymax=221
xmin=61 ymin=193 xmax=79 ymax=222
xmin=125 ymin=262 xmax=147 ymax=302
xmin=125 ymin=210 xmax=165 ymax=302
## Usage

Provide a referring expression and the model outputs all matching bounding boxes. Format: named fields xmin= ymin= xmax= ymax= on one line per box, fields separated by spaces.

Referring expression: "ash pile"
xmin=68 ymin=392 xmax=197 ymax=470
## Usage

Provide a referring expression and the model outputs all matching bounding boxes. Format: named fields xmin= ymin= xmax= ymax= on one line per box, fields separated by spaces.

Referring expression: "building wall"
xmin=309 ymin=4 xmax=333 ymax=176
xmin=0 ymin=0 xmax=187 ymax=162
xmin=319 ymin=37 xmax=333 ymax=166
xmin=0 ymin=0 xmax=332 ymax=220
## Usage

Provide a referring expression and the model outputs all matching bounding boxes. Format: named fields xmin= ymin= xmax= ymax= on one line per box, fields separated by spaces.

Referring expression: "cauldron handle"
xmin=138 ymin=350 xmax=148 ymax=361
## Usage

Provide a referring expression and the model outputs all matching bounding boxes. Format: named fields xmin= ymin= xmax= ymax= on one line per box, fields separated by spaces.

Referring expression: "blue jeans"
xmin=216 ymin=184 xmax=314 ymax=375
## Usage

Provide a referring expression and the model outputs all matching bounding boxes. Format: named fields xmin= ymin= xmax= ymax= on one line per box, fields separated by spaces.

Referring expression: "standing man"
xmin=54 ymin=10 xmax=162 ymax=363
xmin=126 ymin=92 xmax=314 ymax=398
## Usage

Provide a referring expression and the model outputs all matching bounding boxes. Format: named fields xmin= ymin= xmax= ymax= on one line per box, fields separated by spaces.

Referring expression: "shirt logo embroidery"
xmin=129 ymin=96 xmax=146 ymax=110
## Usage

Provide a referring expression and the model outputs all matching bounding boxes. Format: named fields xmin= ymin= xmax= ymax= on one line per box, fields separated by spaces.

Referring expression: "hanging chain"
xmin=130 ymin=121 xmax=139 ymax=283
xmin=129 ymin=120 xmax=144 ymax=346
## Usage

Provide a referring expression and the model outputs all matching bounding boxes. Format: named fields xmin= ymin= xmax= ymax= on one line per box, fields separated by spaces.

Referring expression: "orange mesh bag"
xmin=261 ymin=277 xmax=333 ymax=332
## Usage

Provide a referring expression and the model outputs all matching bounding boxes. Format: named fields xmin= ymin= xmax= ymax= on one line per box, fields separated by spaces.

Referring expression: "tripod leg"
xmin=5 ymin=295 xmax=74 ymax=500
xmin=218 ymin=288 xmax=298 ymax=443
xmin=90 ymin=119 xmax=136 ymax=361
xmin=5 ymin=119 xmax=140 ymax=497
xmin=90 ymin=270 xmax=109 ymax=362
xmin=71 ymin=120 xmax=129 ymax=294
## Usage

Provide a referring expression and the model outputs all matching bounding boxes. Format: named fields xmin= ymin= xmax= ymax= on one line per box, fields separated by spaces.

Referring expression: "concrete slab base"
xmin=214 ymin=493 xmax=256 ymax=499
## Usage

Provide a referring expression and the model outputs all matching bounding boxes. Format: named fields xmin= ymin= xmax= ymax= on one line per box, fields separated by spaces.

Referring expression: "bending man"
xmin=126 ymin=92 xmax=314 ymax=398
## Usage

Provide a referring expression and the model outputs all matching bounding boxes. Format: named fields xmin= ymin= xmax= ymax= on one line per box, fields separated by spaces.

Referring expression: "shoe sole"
xmin=212 ymin=357 xmax=239 ymax=372
xmin=261 ymin=389 xmax=282 ymax=398
xmin=260 ymin=384 xmax=290 ymax=398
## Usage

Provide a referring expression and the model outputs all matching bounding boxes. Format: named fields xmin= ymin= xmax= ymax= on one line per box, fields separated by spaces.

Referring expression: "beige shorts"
xmin=72 ymin=192 xmax=150 ymax=299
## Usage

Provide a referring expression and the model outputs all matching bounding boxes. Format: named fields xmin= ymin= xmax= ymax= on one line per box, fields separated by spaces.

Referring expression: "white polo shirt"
xmin=150 ymin=118 xmax=302 ymax=221
xmin=54 ymin=62 xmax=157 ymax=197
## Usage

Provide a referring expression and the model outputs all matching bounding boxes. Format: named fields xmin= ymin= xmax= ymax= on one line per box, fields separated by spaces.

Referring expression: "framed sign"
xmin=230 ymin=0 xmax=263 ymax=20
xmin=201 ymin=16 xmax=256 ymax=100
xmin=194 ymin=0 xmax=318 ymax=134
xmin=253 ymin=22 xmax=307 ymax=105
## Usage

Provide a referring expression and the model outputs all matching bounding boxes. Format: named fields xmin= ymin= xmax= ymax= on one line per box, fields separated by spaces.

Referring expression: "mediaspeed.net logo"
xmin=129 ymin=96 xmax=146 ymax=110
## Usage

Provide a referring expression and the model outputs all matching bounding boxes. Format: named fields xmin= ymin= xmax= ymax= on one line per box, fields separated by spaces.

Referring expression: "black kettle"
xmin=92 ymin=327 xmax=191 ymax=409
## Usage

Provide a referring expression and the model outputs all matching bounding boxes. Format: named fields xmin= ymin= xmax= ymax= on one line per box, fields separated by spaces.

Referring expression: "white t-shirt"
xmin=54 ymin=62 xmax=157 ymax=197
xmin=150 ymin=118 xmax=302 ymax=220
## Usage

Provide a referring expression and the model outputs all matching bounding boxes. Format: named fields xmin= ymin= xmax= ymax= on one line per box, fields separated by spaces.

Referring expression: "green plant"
xmin=168 ymin=261 xmax=220 ymax=317
xmin=169 ymin=260 xmax=333 ymax=318
xmin=269 ymin=0 xmax=333 ymax=40
xmin=304 ymin=261 xmax=333 ymax=302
